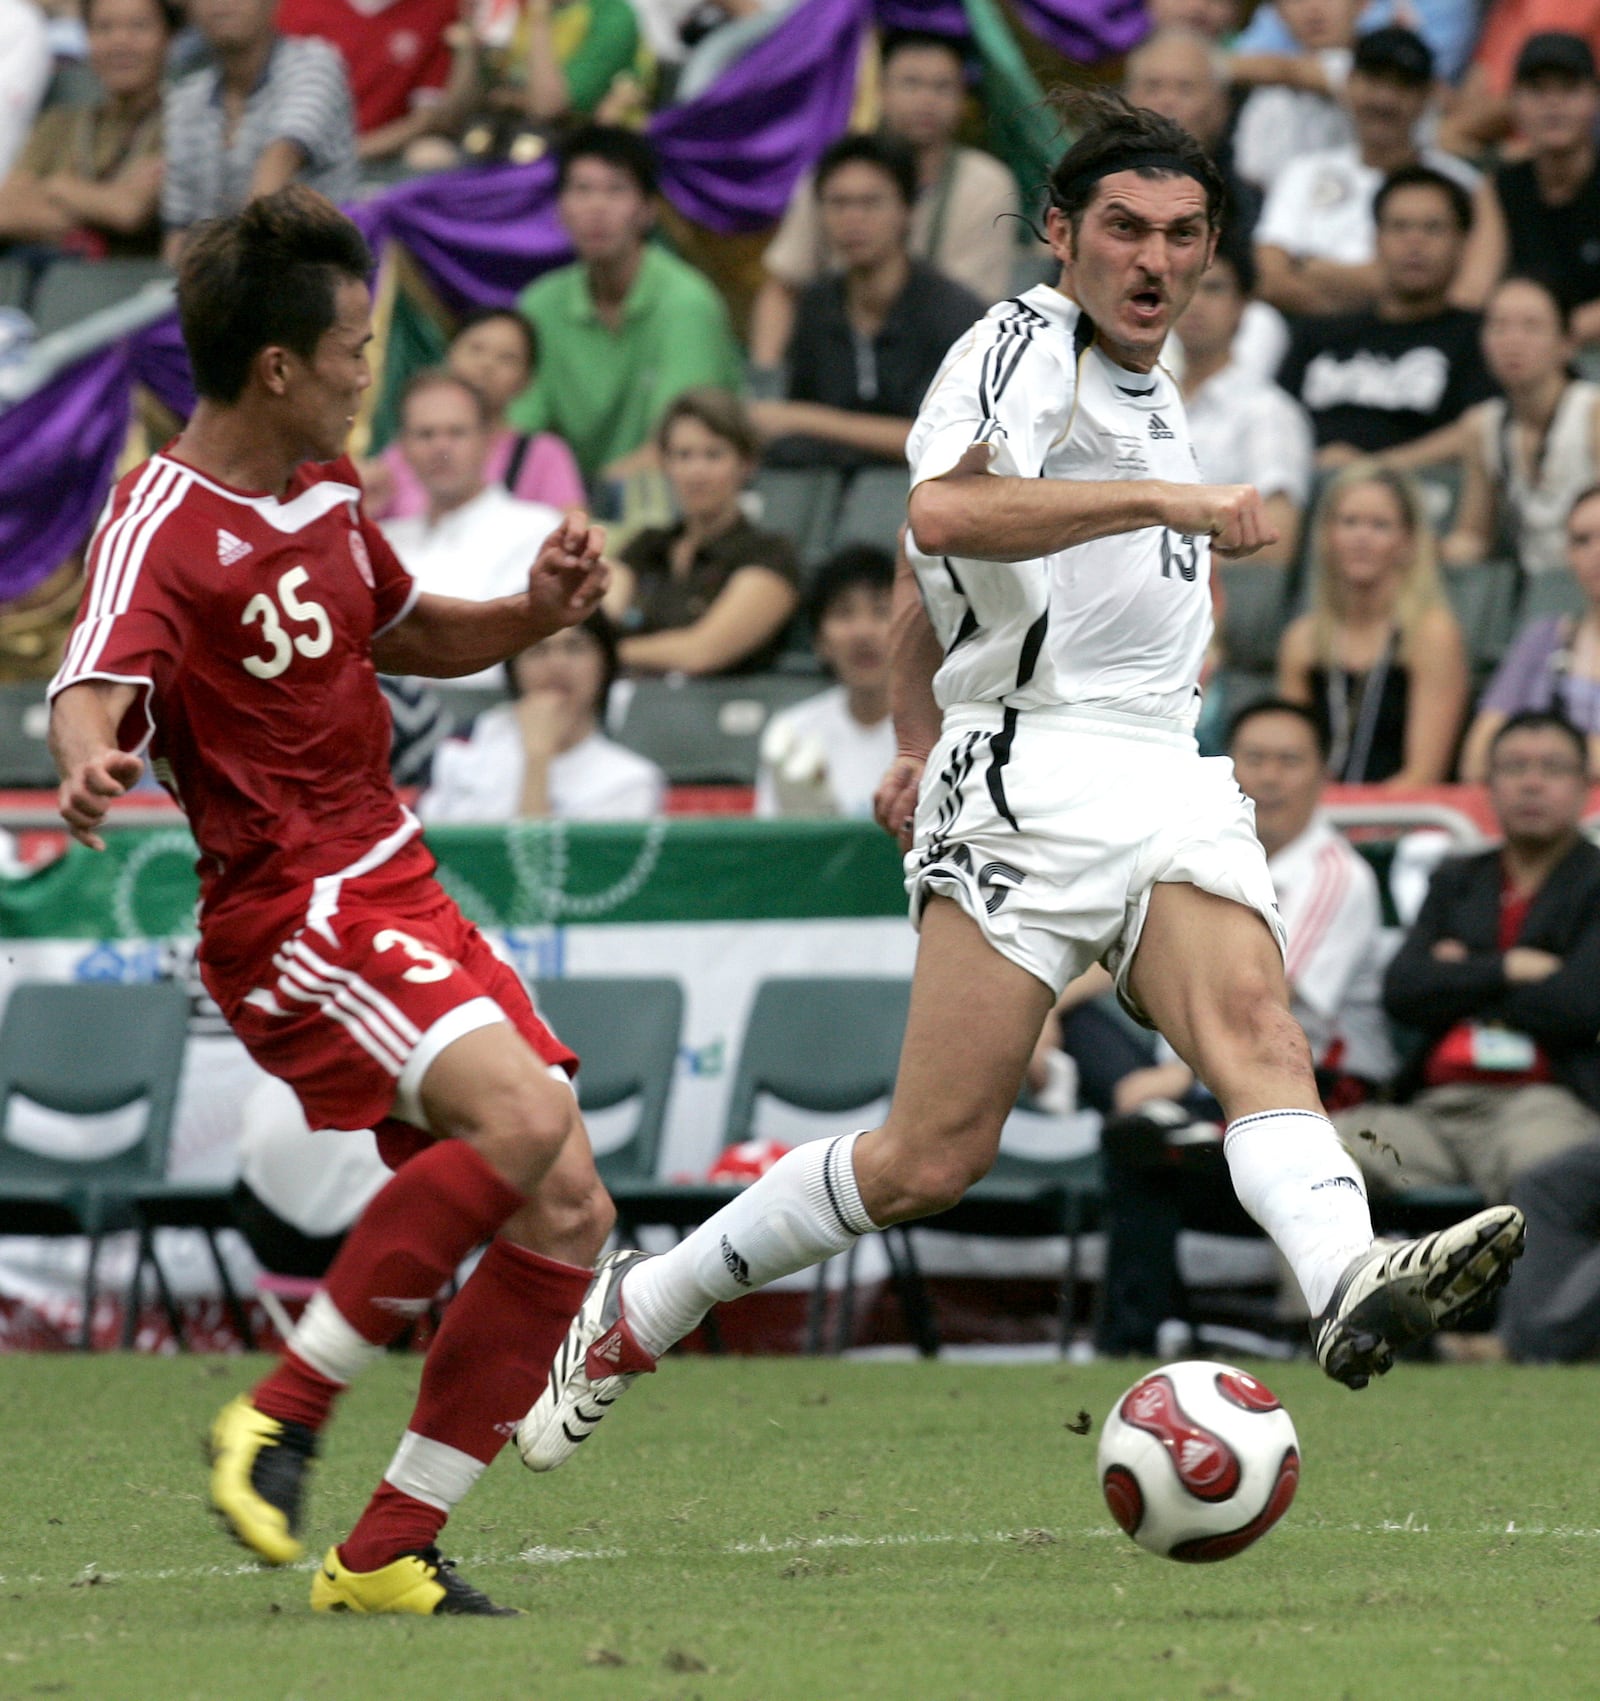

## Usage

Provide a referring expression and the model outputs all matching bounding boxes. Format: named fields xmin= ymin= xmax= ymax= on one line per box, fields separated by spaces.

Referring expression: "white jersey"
xmin=906 ymin=284 xmax=1212 ymax=725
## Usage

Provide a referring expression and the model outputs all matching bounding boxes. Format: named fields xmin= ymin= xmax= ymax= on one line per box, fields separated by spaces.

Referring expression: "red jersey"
xmin=51 ymin=450 xmax=420 ymax=962
xmin=279 ymin=0 xmax=456 ymax=134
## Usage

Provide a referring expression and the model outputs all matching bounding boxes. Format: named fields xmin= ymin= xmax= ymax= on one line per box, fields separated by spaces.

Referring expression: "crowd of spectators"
xmin=9 ymin=2 xmax=1600 ymax=1356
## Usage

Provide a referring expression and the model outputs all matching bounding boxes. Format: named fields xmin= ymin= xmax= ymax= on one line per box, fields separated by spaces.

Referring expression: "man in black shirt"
xmin=1455 ymin=33 xmax=1600 ymax=347
xmin=1278 ymin=164 xmax=1495 ymax=461
xmin=751 ymin=133 xmax=984 ymax=474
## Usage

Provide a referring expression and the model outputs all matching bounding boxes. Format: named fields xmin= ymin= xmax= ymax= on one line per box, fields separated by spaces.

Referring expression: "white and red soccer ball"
xmin=1097 ymin=1361 xmax=1300 ymax=1562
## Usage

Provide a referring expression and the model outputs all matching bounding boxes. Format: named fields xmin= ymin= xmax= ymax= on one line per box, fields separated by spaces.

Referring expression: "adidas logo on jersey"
xmin=1148 ymin=413 xmax=1175 ymax=441
xmin=217 ymin=529 xmax=252 ymax=565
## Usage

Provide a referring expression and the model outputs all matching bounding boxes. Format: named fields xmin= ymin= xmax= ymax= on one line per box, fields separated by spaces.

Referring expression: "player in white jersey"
xmin=515 ymin=95 xmax=1526 ymax=1466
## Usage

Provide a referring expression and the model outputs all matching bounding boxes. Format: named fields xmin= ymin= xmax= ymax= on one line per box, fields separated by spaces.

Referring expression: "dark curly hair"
xmin=1046 ymin=87 xmax=1227 ymax=239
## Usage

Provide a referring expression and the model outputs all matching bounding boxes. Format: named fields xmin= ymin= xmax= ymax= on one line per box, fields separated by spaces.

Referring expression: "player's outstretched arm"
xmin=373 ymin=512 xmax=610 ymax=678
xmin=49 ymin=680 xmax=143 ymax=852
xmin=873 ymin=536 xmax=943 ymax=851
xmin=909 ymin=473 xmax=1278 ymax=564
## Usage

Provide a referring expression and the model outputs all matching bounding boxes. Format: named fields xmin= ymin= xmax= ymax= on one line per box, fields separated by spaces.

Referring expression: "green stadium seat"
xmin=1517 ymin=570 xmax=1588 ymax=626
xmin=29 ymin=258 xmax=170 ymax=338
xmin=0 ymin=981 xmax=189 ymax=1349
xmin=1217 ymin=560 xmax=1290 ymax=675
xmin=831 ymin=467 xmax=909 ymax=558
xmin=0 ymin=682 xmax=59 ymax=787
xmin=752 ymin=466 xmax=842 ymax=566
xmin=1443 ymin=559 xmax=1520 ymax=673
xmin=0 ymin=256 xmax=32 ymax=313
xmin=614 ymin=673 xmax=823 ymax=785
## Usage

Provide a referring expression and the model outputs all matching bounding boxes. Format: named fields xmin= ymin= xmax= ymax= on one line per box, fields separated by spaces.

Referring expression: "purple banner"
xmin=0 ymin=345 xmax=132 ymax=603
xmin=1013 ymin=0 xmax=1148 ymax=60
xmin=4 ymin=0 xmax=1136 ymax=600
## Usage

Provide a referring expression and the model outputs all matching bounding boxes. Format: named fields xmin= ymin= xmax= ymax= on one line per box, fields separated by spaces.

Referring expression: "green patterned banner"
xmin=0 ymin=820 xmax=910 ymax=941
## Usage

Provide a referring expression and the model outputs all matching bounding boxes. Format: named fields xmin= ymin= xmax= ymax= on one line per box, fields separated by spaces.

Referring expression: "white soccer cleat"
xmin=515 ymin=1248 xmax=657 ymax=1472
xmin=1312 ymin=1204 xmax=1526 ymax=1390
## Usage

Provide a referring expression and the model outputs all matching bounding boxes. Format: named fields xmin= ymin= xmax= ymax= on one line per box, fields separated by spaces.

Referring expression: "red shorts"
xmin=204 ymin=850 xmax=575 ymax=1159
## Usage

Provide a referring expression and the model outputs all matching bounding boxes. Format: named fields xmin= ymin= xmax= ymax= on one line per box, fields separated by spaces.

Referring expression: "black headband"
xmin=1050 ymin=149 xmax=1212 ymax=210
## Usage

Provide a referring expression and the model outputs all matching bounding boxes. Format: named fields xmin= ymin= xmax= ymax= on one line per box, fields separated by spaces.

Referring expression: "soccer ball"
xmin=1097 ymin=1361 xmax=1300 ymax=1563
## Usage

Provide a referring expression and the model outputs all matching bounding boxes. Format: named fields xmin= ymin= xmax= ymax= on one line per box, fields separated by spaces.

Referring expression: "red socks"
xmin=253 ymin=1140 xmax=525 ymax=1432
xmin=339 ymin=1238 xmax=591 ymax=1572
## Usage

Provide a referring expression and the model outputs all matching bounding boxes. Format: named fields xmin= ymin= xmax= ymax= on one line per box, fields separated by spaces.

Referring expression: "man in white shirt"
xmin=515 ymin=95 xmax=1523 ymax=1470
xmin=380 ymin=371 xmax=564 ymax=687
xmin=1255 ymin=27 xmax=1479 ymax=320
xmin=755 ymin=545 xmax=894 ymax=818
xmin=1175 ymin=243 xmax=1313 ymax=566
xmin=747 ymin=29 xmax=1019 ymax=369
xmin=1095 ymin=698 xmax=1396 ymax=1352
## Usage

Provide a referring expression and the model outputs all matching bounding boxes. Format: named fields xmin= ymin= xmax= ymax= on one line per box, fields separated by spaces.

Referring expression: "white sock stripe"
xmin=823 ymin=1133 xmax=875 ymax=1236
xmin=1224 ymin=1108 xmax=1336 ymax=1144
xmin=384 ymin=1431 xmax=487 ymax=1514
xmin=288 ymin=1290 xmax=385 ymax=1385
xmin=272 ymin=968 xmax=406 ymax=1075
xmin=275 ymin=949 xmax=416 ymax=1067
xmin=290 ymin=939 xmax=425 ymax=1044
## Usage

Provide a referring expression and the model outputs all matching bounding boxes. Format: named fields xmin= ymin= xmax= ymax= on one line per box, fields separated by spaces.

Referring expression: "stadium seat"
xmin=428 ymin=682 xmax=510 ymax=729
xmin=0 ymin=682 xmax=59 ymax=786
xmin=0 ymin=980 xmax=189 ymax=1348
xmin=1443 ymin=559 xmax=1520 ymax=675
xmin=751 ymin=466 xmax=843 ymax=566
xmin=0 ymin=256 xmax=32 ymax=313
xmin=28 ymin=258 xmax=171 ymax=339
xmin=1216 ymin=561 xmax=1290 ymax=675
xmin=529 ymin=975 xmax=684 ymax=1203
xmin=1517 ymin=570 xmax=1588 ymax=626
xmin=614 ymin=673 xmax=823 ymax=784
xmin=896 ymin=1146 xmax=1104 ymax=1357
xmin=831 ymin=467 xmax=909 ymax=558
xmin=719 ymin=976 xmax=915 ymax=1353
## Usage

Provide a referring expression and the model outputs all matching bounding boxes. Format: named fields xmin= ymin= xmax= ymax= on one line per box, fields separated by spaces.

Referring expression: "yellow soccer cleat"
xmin=310 ymin=1545 xmax=521 ymax=1616
xmin=208 ymin=1395 xmax=317 ymax=1565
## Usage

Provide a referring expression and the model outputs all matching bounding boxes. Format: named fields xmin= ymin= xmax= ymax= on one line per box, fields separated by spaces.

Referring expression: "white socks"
xmin=622 ymin=1132 xmax=879 ymax=1358
xmin=1224 ymin=1109 xmax=1373 ymax=1316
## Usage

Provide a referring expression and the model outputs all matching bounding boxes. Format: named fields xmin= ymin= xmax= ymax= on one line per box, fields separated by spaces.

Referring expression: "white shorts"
xmin=904 ymin=703 xmax=1285 ymax=1023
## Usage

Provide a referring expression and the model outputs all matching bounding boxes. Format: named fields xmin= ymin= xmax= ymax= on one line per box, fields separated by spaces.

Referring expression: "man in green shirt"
xmin=508 ymin=125 xmax=743 ymax=493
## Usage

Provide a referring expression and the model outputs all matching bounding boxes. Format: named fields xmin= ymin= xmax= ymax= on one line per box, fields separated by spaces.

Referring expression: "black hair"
xmin=1373 ymin=163 xmax=1472 ymax=233
xmin=556 ymin=124 xmax=658 ymax=199
xmin=1207 ymin=227 xmax=1256 ymax=297
xmin=880 ymin=29 xmax=967 ymax=75
xmin=451 ymin=305 xmax=539 ymax=374
xmin=398 ymin=367 xmax=493 ymax=429
xmin=177 ymin=186 xmax=372 ymax=405
xmin=1226 ymin=696 xmax=1332 ymax=763
xmin=84 ymin=0 xmax=183 ymax=30
xmin=1046 ymin=87 xmax=1227 ymax=237
xmin=505 ymin=610 xmax=620 ymax=718
xmin=808 ymin=544 xmax=894 ymax=627
xmin=1490 ymin=709 xmax=1590 ymax=769
xmin=815 ymin=133 xmax=919 ymax=210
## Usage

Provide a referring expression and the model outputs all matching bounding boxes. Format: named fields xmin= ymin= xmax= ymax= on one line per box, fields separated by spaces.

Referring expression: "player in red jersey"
xmin=49 ymin=186 xmax=614 ymax=1618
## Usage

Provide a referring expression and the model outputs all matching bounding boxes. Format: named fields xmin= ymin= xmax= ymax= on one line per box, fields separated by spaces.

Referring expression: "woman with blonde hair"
xmin=1277 ymin=462 xmax=1469 ymax=785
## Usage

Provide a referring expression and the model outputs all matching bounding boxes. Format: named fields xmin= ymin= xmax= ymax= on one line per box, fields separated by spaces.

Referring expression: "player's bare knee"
xmin=894 ymin=1143 xmax=996 ymax=1219
xmin=452 ymin=1080 xmax=574 ymax=1192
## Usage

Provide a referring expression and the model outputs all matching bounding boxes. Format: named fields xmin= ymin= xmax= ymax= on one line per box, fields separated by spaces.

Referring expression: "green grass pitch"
xmin=2 ymin=1354 xmax=1595 ymax=1701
